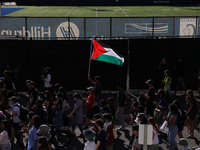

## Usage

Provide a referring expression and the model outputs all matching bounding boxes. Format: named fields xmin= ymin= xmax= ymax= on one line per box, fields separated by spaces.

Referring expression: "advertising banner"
xmin=0 ymin=17 xmax=199 ymax=39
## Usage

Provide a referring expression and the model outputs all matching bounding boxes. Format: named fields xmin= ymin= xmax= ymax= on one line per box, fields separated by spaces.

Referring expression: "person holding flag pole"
xmin=88 ymin=39 xmax=126 ymax=130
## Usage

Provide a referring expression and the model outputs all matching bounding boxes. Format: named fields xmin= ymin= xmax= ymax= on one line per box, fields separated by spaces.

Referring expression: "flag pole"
xmin=88 ymin=39 xmax=93 ymax=76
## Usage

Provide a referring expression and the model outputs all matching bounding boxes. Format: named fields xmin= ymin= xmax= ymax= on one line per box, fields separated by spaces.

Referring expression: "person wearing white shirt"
xmin=83 ymin=129 xmax=95 ymax=150
xmin=42 ymin=67 xmax=54 ymax=98
xmin=5 ymin=96 xmax=22 ymax=141
xmin=0 ymin=120 xmax=12 ymax=150
xmin=147 ymin=117 xmax=159 ymax=150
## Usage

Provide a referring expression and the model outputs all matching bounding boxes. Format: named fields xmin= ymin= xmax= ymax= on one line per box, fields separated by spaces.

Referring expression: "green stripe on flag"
xmin=92 ymin=54 xmax=123 ymax=66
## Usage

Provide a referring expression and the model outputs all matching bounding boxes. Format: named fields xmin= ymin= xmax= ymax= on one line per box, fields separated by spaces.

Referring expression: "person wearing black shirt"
xmin=107 ymin=97 xmax=115 ymax=123
xmin=116 ymin=83 xmax=127 ymax=130
xmin=27 ymin=81 xmax=38 ymax=110
xmin=174 ymin=56 xmax=187 ymax=95
xmin=53 ymin=92 xmax=63 ymax=130
xmin=140 ymin=79 xmax=155 ymax=117
xmin=95 ymin=119 xmax=106 ymax=150
xmin=35 ymin=99 xmax=45 ymax=123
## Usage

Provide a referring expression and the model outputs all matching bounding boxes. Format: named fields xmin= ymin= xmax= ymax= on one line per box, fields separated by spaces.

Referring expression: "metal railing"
xmin=0 ymin=16 xmax=199 ymax=40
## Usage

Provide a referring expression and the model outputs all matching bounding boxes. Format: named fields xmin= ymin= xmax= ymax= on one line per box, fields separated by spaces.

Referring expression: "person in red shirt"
xmin=83 ymin=86 xmax=95 ymax=130
xmin=103 ymin=113 xmax=114 ymax=150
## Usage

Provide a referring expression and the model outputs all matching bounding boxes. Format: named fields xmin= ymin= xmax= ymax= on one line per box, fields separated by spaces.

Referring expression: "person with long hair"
xmin=38 ymin=136 xmax=52 ymax=150
xmin=69 ymin=93 xmax=84 ymax=138
xmin=147 ymin=117 xmax=159 ymax=150
xmin=43 ymin=90 xmax=54 ymax=124
xmin=58 ymin=87 xmax=68 ymax=101
xmin=42 ymin=67 xmax=53 ymax=97
xmin=58 ymin=87 xmax=70 ymax=126
xmin=173 ymin=100 xmax=185 ymax=138
xmin=153 ymin=89 xmax=167 ymax=128
xmin=163 ymin=103 xmax=179 ymax=150
xmin=0 ymin=120 xmax=12 ymax=150
xmin=185 ymin=90 xmax=198 ymax=138
xmin=23 ymin=115 xmax=42 ymax=150
xmin=53 ymin=83 xmax=61 ymax=97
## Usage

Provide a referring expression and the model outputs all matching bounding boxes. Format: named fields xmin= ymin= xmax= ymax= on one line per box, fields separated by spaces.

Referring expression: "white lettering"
xmin=34 ymin=27 xmax=37 ymax=37
xmin=41 ymin=27 xmax=51 ymax=38
xmin=23 ymin=26 xmax=30 ymax=37
xmin=1 ymin=30 xmax=9 ymax=35
xmin=38 ymin=27 xmax=40 ymax=38
xmin=14 ymin=30 xmax=22 ymax=36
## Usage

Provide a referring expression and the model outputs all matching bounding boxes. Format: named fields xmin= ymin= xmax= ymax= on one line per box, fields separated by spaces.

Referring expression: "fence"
xmin=0 ymin=39 xmax=199 ymax=92
xmin=0 ymin=17 xmax=200 ymax=40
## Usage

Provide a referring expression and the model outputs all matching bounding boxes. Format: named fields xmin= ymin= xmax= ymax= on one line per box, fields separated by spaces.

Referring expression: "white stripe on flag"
xmin=104 ymin=48 xmax=124 ymax=63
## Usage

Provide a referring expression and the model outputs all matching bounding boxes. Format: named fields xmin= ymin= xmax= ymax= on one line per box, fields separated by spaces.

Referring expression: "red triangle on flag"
xmin=91 ymin=39 xmax=107 ymax=59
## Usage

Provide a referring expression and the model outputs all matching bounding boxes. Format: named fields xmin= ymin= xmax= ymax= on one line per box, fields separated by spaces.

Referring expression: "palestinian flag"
xmin=91 ymin=39 xmax=124 ymax=66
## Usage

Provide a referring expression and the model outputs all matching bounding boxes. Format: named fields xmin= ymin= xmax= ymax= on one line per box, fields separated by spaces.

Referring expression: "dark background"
xmin=0 ymin=38 xmax=199 ymax=92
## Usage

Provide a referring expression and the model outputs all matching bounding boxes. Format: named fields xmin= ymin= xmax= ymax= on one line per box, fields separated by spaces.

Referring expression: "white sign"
xmin=138 ymin=124 xmax=153 ymax=145
xmin=179 ymin=18 xmax=196 ymax=37
xmin=56 ymin=22 xmax=79 ymax=40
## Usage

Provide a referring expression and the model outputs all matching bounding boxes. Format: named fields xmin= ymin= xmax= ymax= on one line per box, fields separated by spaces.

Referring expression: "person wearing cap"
xmin=83 ymin=87 xmax=95 ymax=130
xmin=5 ymin=96 xmax=22 ymax=139
xmin=116 ymin=83 xmax=127 ymax=130
xmin=177 ymin=138 xmax=190 ymax=150
xmin=140 ymin=79 xmax=155 ymax=117
xmin=88 ymin=75 xmax=101 ymax=105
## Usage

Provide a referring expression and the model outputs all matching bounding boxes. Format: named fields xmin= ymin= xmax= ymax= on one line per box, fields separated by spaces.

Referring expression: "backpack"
xmin=15 ymin=105 xmax=29 ymax=122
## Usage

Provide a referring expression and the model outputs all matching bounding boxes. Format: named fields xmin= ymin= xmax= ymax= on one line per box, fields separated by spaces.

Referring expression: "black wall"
xmin=129 ymin=38 xmax=200 ymax=91
xmin=0 ymin=38 xmax=199 ymax=92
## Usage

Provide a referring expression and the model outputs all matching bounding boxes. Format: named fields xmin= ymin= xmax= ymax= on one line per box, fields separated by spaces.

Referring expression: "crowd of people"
xmin=0 ymin=57 xmax=198 ymax=150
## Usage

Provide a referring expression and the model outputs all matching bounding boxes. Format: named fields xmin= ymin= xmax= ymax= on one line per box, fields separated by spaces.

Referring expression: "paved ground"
xmin=11 ymin=91 xmax=200 ymax=150
xmin=11 ymin=118 xmax=200 ymax=150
